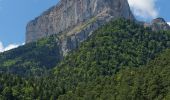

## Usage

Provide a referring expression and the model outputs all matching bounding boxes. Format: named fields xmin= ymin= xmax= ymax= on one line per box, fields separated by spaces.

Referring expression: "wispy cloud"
xmin=0 ymin=41 xmax=20 ymax=52
xmin=128 ymin=0 xmax=158 ymax=19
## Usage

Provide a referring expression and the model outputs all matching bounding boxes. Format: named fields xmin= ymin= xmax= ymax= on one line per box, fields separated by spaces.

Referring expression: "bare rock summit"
xmin=25 ymin=0 xmax=135 ymax=56
xmin=151 ymin=18 xmax=170 ymax=31
xmin=26 ymin=0 xmax=134 ymax=43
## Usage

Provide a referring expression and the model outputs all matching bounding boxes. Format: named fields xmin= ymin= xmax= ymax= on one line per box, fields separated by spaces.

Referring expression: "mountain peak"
xmin=143 ymin=17 xmax=170 ymax=31
xmin=152 ymin=17 xmax=166 ymax=23
xmin=26 ymin=0 xmax=134 ymax=43
xmin=151 ymin=17 xmax=170 ymax=31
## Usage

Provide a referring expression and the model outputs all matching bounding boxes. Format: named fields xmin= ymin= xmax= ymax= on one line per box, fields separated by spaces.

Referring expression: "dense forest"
xmin=0 ymin=35 xmax=62 ymax=76
xmin=0 ymin=19 xmax=170 ymax=99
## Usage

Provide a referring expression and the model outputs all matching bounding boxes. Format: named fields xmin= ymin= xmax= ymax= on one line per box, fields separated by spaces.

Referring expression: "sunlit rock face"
xmin=26 ymin=0 xmax=134 ymax=43
xmin=26 ymin=0 xmax=134 ymax=56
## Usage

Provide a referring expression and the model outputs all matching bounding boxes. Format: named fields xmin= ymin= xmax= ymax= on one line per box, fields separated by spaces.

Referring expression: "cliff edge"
xmin=26 ymin=0 xmax=134 ymax=43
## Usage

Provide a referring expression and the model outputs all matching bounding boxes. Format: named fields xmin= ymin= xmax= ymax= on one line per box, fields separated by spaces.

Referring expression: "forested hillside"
xmin=0 ymin=36 xmax=61 ymax=76
xmin=0 ymin=19 xmax=170 ymax=99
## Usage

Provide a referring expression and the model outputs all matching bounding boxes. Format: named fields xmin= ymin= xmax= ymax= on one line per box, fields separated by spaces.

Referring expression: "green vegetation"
xmin=66 ymin=16 xmax=97 ymax=36
xmin=0 ymin=36 xmax=61 ymax=76
xmin=57 ymin=49 xmax=170 ymax=100
xmin=0 ymin=19 xmax=170 ymax=99
xmin=79 ymin=16 xmax=97 ymax=31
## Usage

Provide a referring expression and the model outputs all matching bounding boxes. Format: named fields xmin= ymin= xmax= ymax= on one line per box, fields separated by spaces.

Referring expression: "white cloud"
xmin=128 ymin=0 xmax=158 ymax=19
xmin=4 ymin=44 xmax=19 ymax=51
xmin=0 ymin=41 xmax=20 ymax=53
xmin=0 ymin=42 xmax=4 ymax=52
xmin=167 ymin=22 xmax=170 ymax=26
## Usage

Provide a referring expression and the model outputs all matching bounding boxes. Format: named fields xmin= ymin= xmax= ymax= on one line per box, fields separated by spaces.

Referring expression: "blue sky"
xmin=0 ymin=0 xmax=59 ymax=51
xmin=0 ymin=0 xmax=170 ymax=51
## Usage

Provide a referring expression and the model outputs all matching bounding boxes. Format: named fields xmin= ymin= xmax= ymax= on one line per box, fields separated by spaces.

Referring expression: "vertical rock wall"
xmin=26 ymin=0 xmax=134 ymax=43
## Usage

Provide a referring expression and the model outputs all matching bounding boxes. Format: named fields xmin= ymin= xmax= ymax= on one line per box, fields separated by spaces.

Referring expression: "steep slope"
xmin=57 ymin=49 xmax=170 ymax=100
xmin=26 ymin=0 xmax=134 ymax=43
xmin=0 ymin=36 xmax=62 ymax=76
xmin=151 ymin=18 xmax=170 ymax=31
xmin=0 ymin=19 xmax=170 ymax=99
xmin=1 ymin=19 xmax=170 ymax=76
xmin=143 ymin=18 xmax=170 ymax=31
xmin=26 ymin=0 xmax=134 ymax=58
xmin=1 ymin=50 xmax=170 ymax=100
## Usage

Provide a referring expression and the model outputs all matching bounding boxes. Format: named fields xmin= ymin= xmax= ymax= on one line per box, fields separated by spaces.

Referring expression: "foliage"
xmin=0 ymin=36 xmax=61 ymax=76
xmin=0 ymin=19 xmax=170 ymax=99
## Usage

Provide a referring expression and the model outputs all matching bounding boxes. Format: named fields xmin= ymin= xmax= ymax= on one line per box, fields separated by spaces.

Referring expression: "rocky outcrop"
xmin=26 ymin=0 xmax=134 ymax=43
xmin=58 ymin=19 xmax=105 ymax=56
xmin=26 ymin=0 xmax=134 ymax=56
xmin=151 ymin=18 xmax=170 ymax=31
xmin=143 ymin=18 xmax=170 ymax=31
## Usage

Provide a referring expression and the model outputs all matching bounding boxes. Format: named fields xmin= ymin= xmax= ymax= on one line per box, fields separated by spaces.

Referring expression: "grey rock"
xmin=151 ymin=18 xmax=170 ymax=31
xmin=26 ymin=0 xmax=134 ymax=43
xmin=26 ymin=0 xmax=135 ymax=56
xmin=143 ymin=18 xmax=170 ymax=31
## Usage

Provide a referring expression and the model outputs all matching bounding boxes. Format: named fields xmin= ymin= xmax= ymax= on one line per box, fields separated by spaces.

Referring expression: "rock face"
xmin=143 ymin=18 xmax=170 ymax=31
xmin=26 ymin=0 xmax=134 ymax=56
xmin=26 ymin=0 xmax=134 ymax=43
xmin=151 ymin=18 xmax=170 ymax=31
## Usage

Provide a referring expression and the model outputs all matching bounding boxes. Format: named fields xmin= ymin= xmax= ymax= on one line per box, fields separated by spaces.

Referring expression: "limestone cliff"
xmin=26 ymin=0 xmax=134 ymax=56
xmin=26 ymin=0 xmax=134 ymax=43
